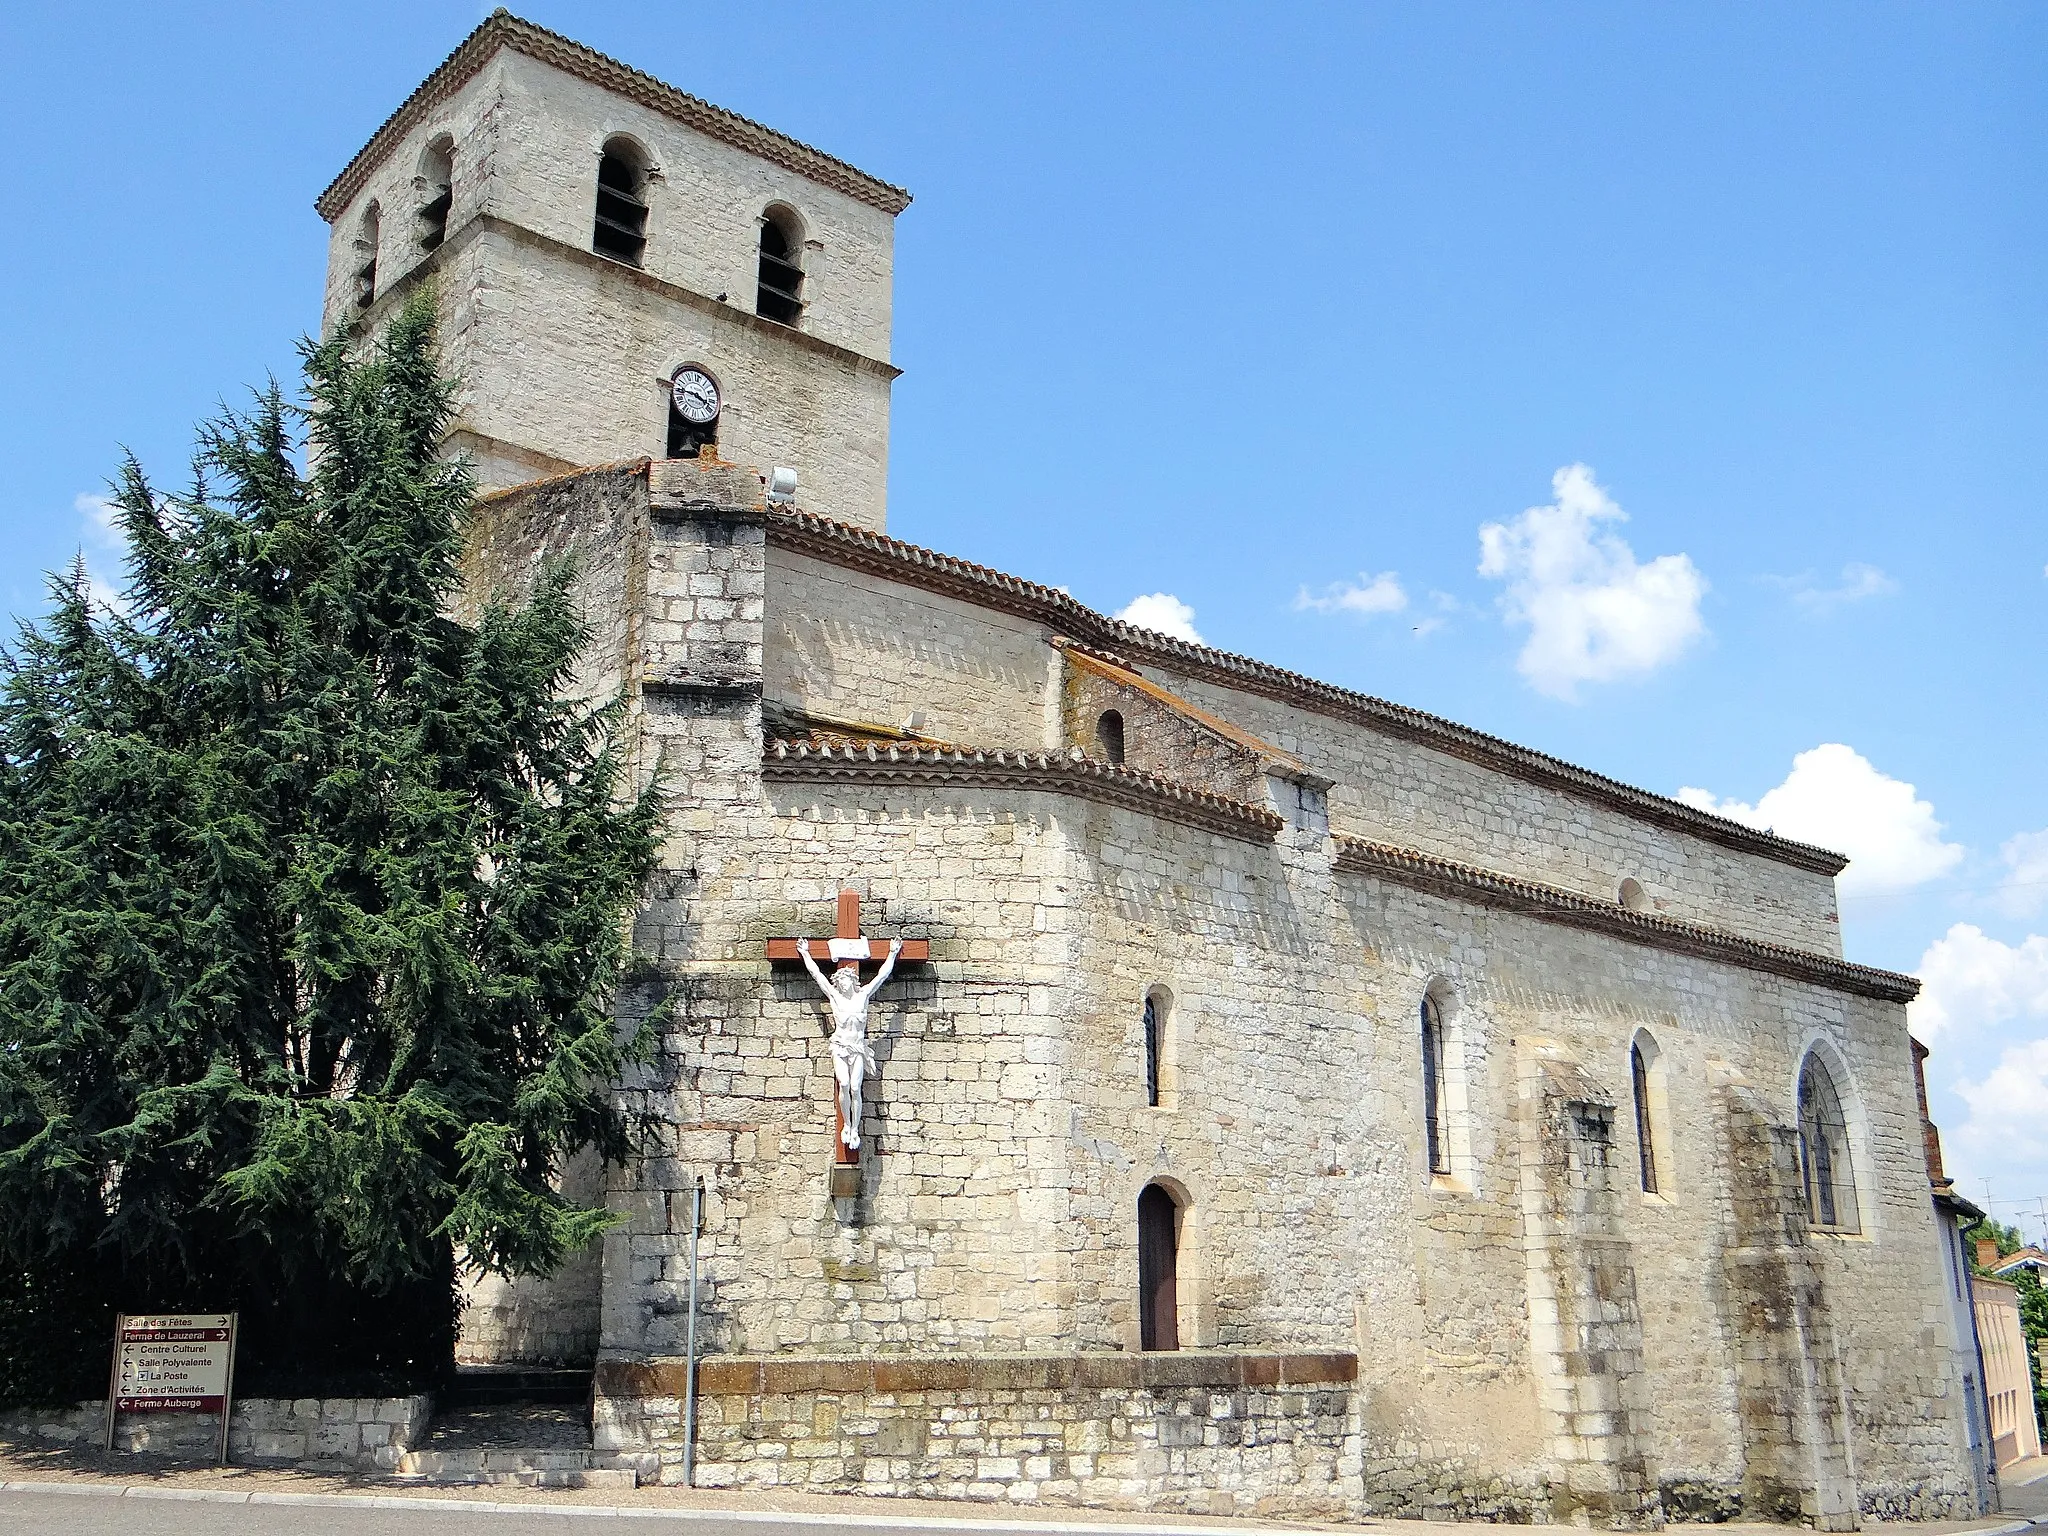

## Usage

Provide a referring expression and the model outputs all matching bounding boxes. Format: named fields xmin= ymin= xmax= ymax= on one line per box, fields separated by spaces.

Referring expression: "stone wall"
xmin=764 ymin=543 xmax=1056 ymax=746
xmin=1 ymin=1396 xmax=431 ymax=1469
xmin=596 ymin=1351 xmax=1365 ymax=1515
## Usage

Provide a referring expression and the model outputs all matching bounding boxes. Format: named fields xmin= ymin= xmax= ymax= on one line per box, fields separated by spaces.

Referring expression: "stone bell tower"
xmin=313 ymin=10 xmax=909 ymax=530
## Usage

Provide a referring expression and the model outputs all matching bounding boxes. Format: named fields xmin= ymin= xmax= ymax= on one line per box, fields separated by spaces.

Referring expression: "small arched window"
xmin=757 ymin=206 xmax=804 ymax=325
xmin=416 ymin=137 xmax=453 ymax=253
xmin=352 ymin=203 xmax=380 ymax=310
xmin=1618 ymin=877 xmax=1649 ymax=913
xmin=1799 ymin=1051 xmax=1859 ymax=1233
xmin=1422 ymin=993 xmax=1450 ymax=1177
xmin=1631 ymin=1037 xmax=1659 ymax=1194
xmin=1142 ymin=990 xmax=1169 ymax=1108
xmin=1097 ymin=710 xmax=1126 ymax=764
xmin=593 ymin=139 xmax=650 ymax=266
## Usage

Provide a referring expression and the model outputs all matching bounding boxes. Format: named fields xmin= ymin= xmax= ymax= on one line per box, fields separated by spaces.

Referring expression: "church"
xmin=319 ymin=13 xmax=1992 ymax=1524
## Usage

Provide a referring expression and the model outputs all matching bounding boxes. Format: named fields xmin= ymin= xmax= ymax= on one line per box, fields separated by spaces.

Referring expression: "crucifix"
xmin=768 ymin=891 xmax=928 ymax=1194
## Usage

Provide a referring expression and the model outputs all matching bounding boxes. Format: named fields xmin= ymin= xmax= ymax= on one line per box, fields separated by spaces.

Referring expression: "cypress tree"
xmin=0 ymin=290 xmax=661 ymax=1394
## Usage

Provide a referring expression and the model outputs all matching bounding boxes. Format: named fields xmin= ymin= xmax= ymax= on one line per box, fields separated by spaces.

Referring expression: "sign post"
xmin=103 ymin=1312 xmax=238 ymax=1464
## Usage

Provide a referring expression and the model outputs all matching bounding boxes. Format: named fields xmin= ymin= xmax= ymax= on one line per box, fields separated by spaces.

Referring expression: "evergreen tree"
xmin=0 ymin=291 xmax=660 ymax=1392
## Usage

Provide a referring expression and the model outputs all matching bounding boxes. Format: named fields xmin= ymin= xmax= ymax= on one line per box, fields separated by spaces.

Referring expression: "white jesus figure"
xmin=796 ymin=937 xmax=903 ymax=1152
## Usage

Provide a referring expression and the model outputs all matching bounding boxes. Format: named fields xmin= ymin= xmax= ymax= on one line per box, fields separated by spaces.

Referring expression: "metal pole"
xmin=218 ymin=1312 xmax=238 ymax=1466
xmin=681 ymin=1177 xmax=703 ymax=1487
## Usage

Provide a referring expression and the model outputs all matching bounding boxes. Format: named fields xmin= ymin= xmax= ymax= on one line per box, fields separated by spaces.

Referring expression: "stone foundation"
xmin=596 ymin=1351 xmax=1362 ymax=1516
xmin=0 ymin=1395 xmax=433 ymax=1469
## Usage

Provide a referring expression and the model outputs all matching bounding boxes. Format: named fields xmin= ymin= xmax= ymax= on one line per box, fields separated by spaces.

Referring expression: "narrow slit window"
xmin=1143 ymin=994 xmax=1161 ymax=1108
xmin=1422 ymin=994 xmax=1449 ymax=1177
xmin=416 ymin=138 xmax=453 ymax=253
xmin=757 ymin=209 xmax=804 ymax=325
xmin=593 ymin=143 xmax=649 ymax=266
xmin=1632 ymin=1041 xmax=1659 ymax=1194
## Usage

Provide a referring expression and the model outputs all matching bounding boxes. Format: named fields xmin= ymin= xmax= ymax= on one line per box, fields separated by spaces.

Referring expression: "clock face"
xmin=672 ymin=368 xmax=720 ymax=424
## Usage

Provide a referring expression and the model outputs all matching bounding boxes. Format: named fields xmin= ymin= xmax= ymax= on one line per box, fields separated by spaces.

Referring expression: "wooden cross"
xmin=767 ymin=890 xmax=929 ymax=972
xmin=768 ymin=891 xmax=927 ymax=1183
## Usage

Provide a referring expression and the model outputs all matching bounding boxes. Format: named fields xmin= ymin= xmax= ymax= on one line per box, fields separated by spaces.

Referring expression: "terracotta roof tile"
xmin=316 ymin=12 xmax=911 ymax=222
xmin=1333 ymin=835 xmax=1915 ymax=1002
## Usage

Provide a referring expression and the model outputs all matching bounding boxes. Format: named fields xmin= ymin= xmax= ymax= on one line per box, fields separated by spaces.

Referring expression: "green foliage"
xmin=1964 ymin=1216 xmax=2024 ymax=1271
xmin=0 ymin=289 xmax=662 ymax=1392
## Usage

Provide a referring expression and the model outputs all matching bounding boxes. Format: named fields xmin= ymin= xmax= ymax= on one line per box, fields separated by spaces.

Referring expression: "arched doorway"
xmin=1138 ymin=1182 xmax=1179 ymax=1351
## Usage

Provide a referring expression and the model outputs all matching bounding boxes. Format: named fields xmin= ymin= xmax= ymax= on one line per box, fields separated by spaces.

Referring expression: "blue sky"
xmin=3 ymin=4 xmax=2044 ymax=1227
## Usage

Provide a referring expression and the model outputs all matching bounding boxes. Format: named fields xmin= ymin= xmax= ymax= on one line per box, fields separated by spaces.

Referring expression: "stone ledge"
xmin=763 ymin=739 xmax=1286 ymax=844
xmin=596 ymin=1349 xmax=1357 ymax=1398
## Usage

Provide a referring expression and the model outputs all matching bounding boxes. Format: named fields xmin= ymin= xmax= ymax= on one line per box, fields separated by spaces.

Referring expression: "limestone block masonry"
xmin=436 ymin=455 xmax=1978 ymax=1524
xmin=0 ymin=1396 xmax=433 ymax=1469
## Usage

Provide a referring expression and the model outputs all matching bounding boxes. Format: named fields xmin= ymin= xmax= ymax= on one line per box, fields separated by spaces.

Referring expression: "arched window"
xmin=1631 ymin=1037 xmax=1659 ymax=1194
xmin=416 ymin=137 xmax=453 ymax=253
xmin=757 ymin=206 xmax=804 ymax=325
xmin=593 ymin=139 xmax=650 ymax=266
xmin=1097 ymin=709 xmax=1126 ymax=764
xmin=1422 ymin=993 xmax=1450 ymax=1177
xmin=1618 ymin=877 xmax=1649 ymax=912
xmin=352 ymin=203 xmax=380 ymax=309
xmin=1138 ymin=1182 xmax=1180 ymax=1351
xmin=1798 ymin=1051 xmax=1859 ymax=1233
xmin=1143 ymin=992 xmax=1162 ymax=1107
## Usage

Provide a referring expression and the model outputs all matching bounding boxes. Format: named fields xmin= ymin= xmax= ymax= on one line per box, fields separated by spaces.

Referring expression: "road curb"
xmin=0 ymin=1480 xmax=1337 ymax=1534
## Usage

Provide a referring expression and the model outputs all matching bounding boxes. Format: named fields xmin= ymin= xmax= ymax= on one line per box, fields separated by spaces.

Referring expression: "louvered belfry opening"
xmin=352 ymin=204 xmax=380 ymax=310
xmin=757 ymin=212 xmax=804 ymax=325
xmin=416 ymin=138 xmax=453 ymax=253
xmin=593 ymin=145 xmax=648 ymax=266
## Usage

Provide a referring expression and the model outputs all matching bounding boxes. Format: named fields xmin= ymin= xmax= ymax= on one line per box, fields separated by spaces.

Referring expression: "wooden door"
xmin=1138 ymin=1183 xmax=1179 ymax=1351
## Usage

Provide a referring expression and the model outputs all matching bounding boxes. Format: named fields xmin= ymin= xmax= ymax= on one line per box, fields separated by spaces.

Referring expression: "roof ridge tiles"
xmin=765 ymin=506 xmax=1850 ymax=878
xmin=762 ymin=735 xmax=1286 ymax=841
xmin=1333 ymin=834 xmax=1916 ymax=1003
xmin=316 ymin=11 xmax=911 ymax=222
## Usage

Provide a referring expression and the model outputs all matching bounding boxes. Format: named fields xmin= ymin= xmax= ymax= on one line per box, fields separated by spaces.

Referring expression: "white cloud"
xmin=1954 ymin=1036 xmax=2048 ymax=1168
xmin=1294 ymin=572 xmax=1407 ymax=617
xmin=1910 ymin=924 xmax=2048 ymax=1042
xmin=1114 ymin=592 xmax=1202 ymax=644
xmin=75 ymin=492 xmax=128 ymax=613
xmin=1477 ymin=464 xmax=1707 ymax=700
xmin=1675 ymin=743 xmax=1964 ymax=896
xmin=1915 ymin=925 xmax=2048 ymax=1189
xmin=1995 ymin=829 xmax=2048 ymax=919
xmin=1772 ymin=561 xmax=1899 ymax=614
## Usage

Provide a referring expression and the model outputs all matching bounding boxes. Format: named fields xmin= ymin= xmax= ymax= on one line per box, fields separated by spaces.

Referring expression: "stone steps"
xmin=442 ymin=1366 xmax=594 ymax=1409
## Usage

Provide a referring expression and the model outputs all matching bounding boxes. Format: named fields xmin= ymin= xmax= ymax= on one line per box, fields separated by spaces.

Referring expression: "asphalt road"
xmin=0 ymin=1488 xmax=1280 ymax=1536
